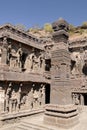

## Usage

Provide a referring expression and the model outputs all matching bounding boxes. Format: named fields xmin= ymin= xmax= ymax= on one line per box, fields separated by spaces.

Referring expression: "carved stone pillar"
xmin=0 ymin=87 xmax=5 ymax=113
xmin=44 ymin=18 xmax=79 ymax=128
xmin=1 ymin=36 xmax=8 ymax=65
xmin=50 ymin=19 xmax=71 ymax=105
xmin=80 ymin=94 xmax=84 ymax=105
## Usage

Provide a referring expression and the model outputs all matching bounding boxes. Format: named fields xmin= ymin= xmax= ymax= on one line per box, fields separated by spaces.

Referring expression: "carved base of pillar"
xmin=44 ymin=104 xmax=79 ymax=128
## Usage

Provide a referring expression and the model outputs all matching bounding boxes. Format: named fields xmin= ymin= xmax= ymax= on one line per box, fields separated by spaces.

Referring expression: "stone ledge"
xmin=0 ymin=109 xmax=44 ymax=126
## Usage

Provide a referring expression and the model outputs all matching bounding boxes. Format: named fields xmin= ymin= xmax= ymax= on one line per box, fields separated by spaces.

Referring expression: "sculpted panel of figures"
xmin=4 ymin=83 xmax=46 ymax=113
xmin=24 ymin=51 xmax=45 ymax=73
xmin=7 ymin=45 xmax=22 ymax=69
xmin=71 ymin=52 xmax=84 ymax=76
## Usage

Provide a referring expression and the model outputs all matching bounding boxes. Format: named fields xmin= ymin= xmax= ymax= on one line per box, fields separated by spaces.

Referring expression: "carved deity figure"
xmin=39 ymin=52 xmax=45 ymax=72
xmin=27 ymin=88 xmax=34 ymax=109
xmin=33 ymin=55 xmax=39 ymax=71
xmin=3 ymin=36 xmax=8 ymax=48
xmin=72 ymin=93 xmax=80 ymax=105
xmin=71 ymin=52 xmax=83 ymax=76
xmin=24 ymin=52 xmax=35 ymax=71
xmin=41 ymin=85 xmax=45 ymax=105
xmin=10 ymin=90 xmax=17 ymax=112
xmin=17 ymin=87 xmax=21 ymax=111
xmin=5 ymin=86 xmax=11 ymax=112
xmin=38 ymin=88 xmax=42 ymax=106
xmin=7 ymin=45 xmax=12 ymax=65
xmin=16 ymin=48 xmax=23 ymax=68
xmin=33 ymin=90 xmax=39 ymax=108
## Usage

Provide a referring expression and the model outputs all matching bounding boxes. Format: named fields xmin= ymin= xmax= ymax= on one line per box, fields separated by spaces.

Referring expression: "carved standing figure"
xmin=33 ymin=90 xmax=39 ymax=108
xmin=7 ymin=45 xmax=12 ymax=65
xmin=5 ymin=86 xmax=11 ymax=112
xmin=71 ymin=52 xmax=83 ymax=76
xmin=10 ymin=90 xmax=17 ymax=112
xmin=17 ymin=87 xmax=21 ymax=111
xmin=5 ymin=83 xmax=12 ymax=111
xmin=33 ymin=55 xmax=39 ymax=71
xmin=39 ymin=52 xmax=45 ymax=72
xmin=41 ymin=85 xmax=45 ymax=106
xmin=38 ymin=88 xmax=42 ymax=106
xmin=27 ymin=88 xmax=34 ymax=109
xmin=16 ymin=48 xmax=23 ymax=68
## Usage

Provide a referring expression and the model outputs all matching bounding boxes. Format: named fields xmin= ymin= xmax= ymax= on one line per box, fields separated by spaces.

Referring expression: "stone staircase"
xmin=16 ymin=121 xmax=54 ymax=130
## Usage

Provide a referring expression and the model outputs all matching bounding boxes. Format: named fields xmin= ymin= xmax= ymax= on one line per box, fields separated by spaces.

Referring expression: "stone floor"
xmin=1 ymin=106 xmax=87 ymax=130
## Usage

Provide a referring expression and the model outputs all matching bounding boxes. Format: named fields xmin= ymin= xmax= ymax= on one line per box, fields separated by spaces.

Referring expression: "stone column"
xmin=50 ymin=19 xmax=71 ymax=105
xmin=0 ymin=87 xmax=5 ymax=113
xmin=1 ymin=36 xmax=8 ymax=65
xmin=80 ymin=94 xmax=84 ymax=105
xmin=44 ymin=18 xmax=79 ymax=128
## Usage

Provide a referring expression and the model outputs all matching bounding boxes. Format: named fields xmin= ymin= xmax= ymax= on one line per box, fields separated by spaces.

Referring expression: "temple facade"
xmin=0 ymin=19 xmax=87 ymax=125
xmin=0 ymin=23 xmax=51 ymax=116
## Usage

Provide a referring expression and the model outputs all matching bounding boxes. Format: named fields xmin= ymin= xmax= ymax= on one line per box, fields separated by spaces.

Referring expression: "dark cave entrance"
xmin=45 ymin=84 xmax=50 ymax=104
xmin=82 ymin=63 xmax=87 ymax=76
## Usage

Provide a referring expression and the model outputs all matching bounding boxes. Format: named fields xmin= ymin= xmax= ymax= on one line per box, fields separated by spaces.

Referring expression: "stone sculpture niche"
xmin=4 ymin=83 xmax=46 ymax=113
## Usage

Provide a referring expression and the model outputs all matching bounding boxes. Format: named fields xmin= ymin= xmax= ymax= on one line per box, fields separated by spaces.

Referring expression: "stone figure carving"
xmin=27 ymin=88 xmax=34 ymax=109
xmin=72 ymin=93 xmax=75 ymax=104
xmin=5 ymin=86 xmax=11 ymax=112
xmin=33 ymin=55 xmax=39 ymax=71
xmin=21 ymin=95 xmax=26 ymax=109
xmin=72 ymin=93 xmax=80 ymax=105
xmin=1 ymin=36 xmax=8 ymax=64
xmin=24 ymin=55 xmax=30 ymax=71
xmin=24 ymin=52 xmax=35 ymax=71
xmin=16 ymin=48 xmax=23 ymax=68
xmin=39 ymin=53 xmax=45 ymax=72
xmin=38 ymin=88 xmax=42 ymax=106
xmin=6 ymin=87 xmax=11 ymax=111
xmin=71 ymin=52 xmax=83 ymax=75
xmin=25 ymin=54 xmax=33 ymax=71
xmin=3 ymin=36 xmax=8 ymax=47
xmin=75 ymin=94 xmax=80 ymax=105
xmin=17 ymin=87 xmax=21 ymax=111
xmin=33 ymin=90 xmax=39 ymax=108
xmin=10 ymin=90 xmax=17 ymax=112
xmin=8 ymin=48 xmax=17 ymax=69
xmin=41 ymin=85 xmax=45 ymax=105
xmin=7 ymin=45 xmax=12 ymax=65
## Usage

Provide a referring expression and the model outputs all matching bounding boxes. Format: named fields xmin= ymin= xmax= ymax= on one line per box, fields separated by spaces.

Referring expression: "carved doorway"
xmin=45 ymin=84 xmax=50 ymax=104
xmin=82 ymin=63 xmax=87 ymax=76
xmin=83 ymin=94 xmax=87 ymax=105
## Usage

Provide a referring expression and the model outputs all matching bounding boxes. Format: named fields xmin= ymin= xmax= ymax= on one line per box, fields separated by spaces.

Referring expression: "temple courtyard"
xmin=0 ymin=106 xmax=87 ymax=130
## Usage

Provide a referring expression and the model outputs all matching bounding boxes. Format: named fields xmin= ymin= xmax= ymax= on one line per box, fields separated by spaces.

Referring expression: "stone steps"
xmin=16 ymin=121 xmax=54 ymax=130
